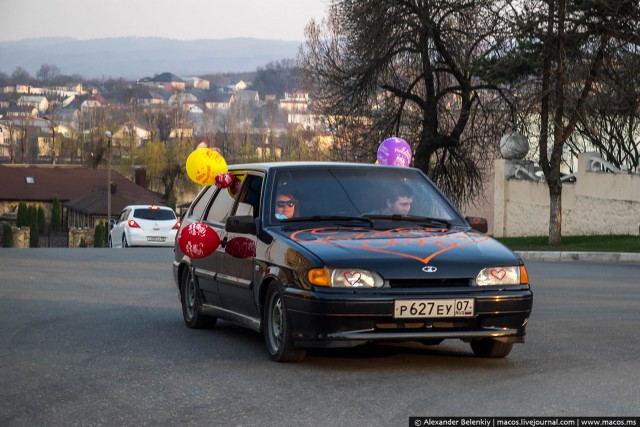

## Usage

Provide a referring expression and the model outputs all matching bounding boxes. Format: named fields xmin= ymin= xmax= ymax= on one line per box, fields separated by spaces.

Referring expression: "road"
xmin=0 ymin=249 xmax=639 ymax=426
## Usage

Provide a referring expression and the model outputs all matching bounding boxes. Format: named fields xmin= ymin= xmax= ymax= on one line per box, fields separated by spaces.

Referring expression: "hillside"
xmin=0 ymin=37 xmax=302 ymax=79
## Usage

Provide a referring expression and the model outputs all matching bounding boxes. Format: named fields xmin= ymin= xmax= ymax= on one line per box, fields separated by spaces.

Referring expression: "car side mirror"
xmin=465 ymin=216 xmax=488 ymax=234
xmin=109 ymin=219 xmax=116 ymax=227
xmin=225 ymin=215 xmax=256 ymax=234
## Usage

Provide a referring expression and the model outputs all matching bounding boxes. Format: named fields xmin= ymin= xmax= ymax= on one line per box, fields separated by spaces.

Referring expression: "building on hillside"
xmin=204 ymin=92 xmax=234 ymax=110
xmin=183 ymin=77 xmax=210 ymax=90
xmin=228 ymin=80 xmax=249 ymax=91
xmin=17 ymin=95 xmax=49 ymax=113
xmin=80 ymin=95 xmax=109 ymax=112
xmin=112 ymin=124 xmax=151 ymax=148
xmin=139 ymin=72 xmax=186 ymax=91
xmin=234 ymin=90 xmax=260 ymax=107
xmin=137 ymin=90 xmax=165 ymax=105
xmin=6 ymin=105 xmax=39 ymax=118
xmin=279 ymin=90 xmax=309 ymax=113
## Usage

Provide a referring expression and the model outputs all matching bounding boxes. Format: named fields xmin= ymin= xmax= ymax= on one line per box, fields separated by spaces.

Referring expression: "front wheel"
xmin=181 ymin=268 xmax=216 ymax=329
xmin=470 ymin=339 xmax=513 ymax=358
xmin=263 ymin=283 xmax=306 ymax=363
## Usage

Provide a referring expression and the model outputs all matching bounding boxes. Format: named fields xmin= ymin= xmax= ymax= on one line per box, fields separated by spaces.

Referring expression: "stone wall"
xmin=0 ymin=226 xmax=31 ymax=248
xmin=68 ymin=228 xmax=95 ymax=248
xmin=494 ymin=153 xmax=640 ymax=237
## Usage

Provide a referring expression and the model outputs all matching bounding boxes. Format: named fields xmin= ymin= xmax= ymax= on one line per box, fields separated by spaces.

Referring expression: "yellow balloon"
xmin=186 ymin=148 xmax=228 ymax=186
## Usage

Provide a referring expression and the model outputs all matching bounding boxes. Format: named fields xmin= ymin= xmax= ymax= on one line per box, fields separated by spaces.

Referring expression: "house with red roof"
xmin=0 ymin=165 xmax=165 ymax=234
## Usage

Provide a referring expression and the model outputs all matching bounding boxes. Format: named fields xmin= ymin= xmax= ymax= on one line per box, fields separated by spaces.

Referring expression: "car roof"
xmin=123 ymin=205 xmax=174 ymax=210
xmin=228 ymin=161 xmax=419 ymax=173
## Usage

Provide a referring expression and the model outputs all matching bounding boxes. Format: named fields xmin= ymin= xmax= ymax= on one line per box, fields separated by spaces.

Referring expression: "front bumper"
xmin=284 ymin=287 xmax=533 ymax=348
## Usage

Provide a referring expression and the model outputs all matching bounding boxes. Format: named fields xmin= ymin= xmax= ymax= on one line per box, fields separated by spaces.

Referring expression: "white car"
xmin=109 ymin=205 xmax=179 ymax=248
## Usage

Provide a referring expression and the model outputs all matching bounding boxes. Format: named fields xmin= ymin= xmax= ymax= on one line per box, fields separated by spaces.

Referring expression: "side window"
xmin=189 ymin=186 xmax=216 ymax=220
xmin=234 ymin=174 xmax=263 ymax=218
xmin=204 ymin=187 xmax=237 ymax=225
xmin=118 ymin=209 xmax=129 ymax=223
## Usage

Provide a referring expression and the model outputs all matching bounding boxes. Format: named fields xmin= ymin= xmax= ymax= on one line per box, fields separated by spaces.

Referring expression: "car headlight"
xmin=475 ymin=265 xmax=529 ymax=286
xmin=308 ymin=267 xmax=384 ymax=288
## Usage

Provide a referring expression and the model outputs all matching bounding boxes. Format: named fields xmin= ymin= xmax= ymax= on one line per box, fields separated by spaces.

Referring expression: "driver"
xmin=274 ymin=191 xmax=298 ymax=219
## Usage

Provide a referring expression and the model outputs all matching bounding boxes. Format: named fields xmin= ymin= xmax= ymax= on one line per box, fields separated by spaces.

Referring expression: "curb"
xmin=515 ymin=251 xmax=640 ymax=264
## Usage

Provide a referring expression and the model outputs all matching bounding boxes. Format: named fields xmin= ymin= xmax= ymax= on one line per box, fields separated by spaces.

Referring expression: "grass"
xmin=496 ymin=235 xmax=640 ymax=253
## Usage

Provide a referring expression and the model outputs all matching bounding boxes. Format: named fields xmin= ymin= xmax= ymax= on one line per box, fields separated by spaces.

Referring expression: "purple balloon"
xmin=377 ymin=137 xmax=412 ymax=167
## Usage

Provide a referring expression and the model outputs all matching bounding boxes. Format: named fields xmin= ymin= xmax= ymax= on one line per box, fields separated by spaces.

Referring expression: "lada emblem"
xmin=422 ymin=266 xmax=437 ymax=273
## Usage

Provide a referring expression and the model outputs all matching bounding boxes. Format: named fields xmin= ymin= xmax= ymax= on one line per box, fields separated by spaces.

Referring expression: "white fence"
xmin=493 ymin=153 xmax=640 ymax=237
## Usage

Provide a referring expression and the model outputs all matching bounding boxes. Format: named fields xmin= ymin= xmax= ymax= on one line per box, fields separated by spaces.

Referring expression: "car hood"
xmin=274 ymin=226 xmax=520 ymax=279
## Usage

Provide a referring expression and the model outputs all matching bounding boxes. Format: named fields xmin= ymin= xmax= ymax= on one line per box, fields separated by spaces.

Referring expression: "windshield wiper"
xmin=281 ymin=215 xmax=375 ymax=227
xmin=363 ymin=214 xmax=452 ymax=228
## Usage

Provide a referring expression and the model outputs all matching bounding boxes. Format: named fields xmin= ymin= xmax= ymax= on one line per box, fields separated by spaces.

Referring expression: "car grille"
xmin=388 ymin=278 xmax=471 ymax=288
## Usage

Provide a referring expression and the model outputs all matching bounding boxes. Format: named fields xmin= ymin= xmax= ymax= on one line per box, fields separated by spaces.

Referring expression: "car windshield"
xmin=133 ymin=208 xmax=176 ymax=221
xmin=270 ymin=167 xmax=463 ymax=226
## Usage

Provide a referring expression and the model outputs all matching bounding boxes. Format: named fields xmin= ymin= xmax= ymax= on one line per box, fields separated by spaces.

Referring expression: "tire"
xmin=108 ymin=237 xmax=113 ymax=248
xmin=263 ymin=283 xmax=306 ymax=362
xmin=470 ymin=339 xmax=513 ymax=358
xmin=122 ymin=235 xmax=128 ymax=248
xmin=181 ymin=268 xmax=217 ymax=329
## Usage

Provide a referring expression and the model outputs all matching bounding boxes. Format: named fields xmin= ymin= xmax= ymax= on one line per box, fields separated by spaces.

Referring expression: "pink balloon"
xmin=377 ymin=137 xmax=412 ymax=167
xmin=178 ymin=222 xmax=220 ymax=259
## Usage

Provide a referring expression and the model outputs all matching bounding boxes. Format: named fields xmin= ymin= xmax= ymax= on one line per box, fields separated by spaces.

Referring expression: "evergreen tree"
xmin=2 ymin=223 xmax=13 ymax=248
xmin=37 ymin=206 xmax=45 ymax=234
xmin=28 ymin=205 xmax=39 ymax=247
xmin=17 ymin=201 xmax=28 ymax=227
xmin=51 ymin=198 xmax=62 ymax=231
xmin=94 ymin=222 xmax=105 ymax=248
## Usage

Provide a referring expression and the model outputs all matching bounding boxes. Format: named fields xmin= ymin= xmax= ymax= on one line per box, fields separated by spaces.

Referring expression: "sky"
xmin=0 ymin=0 xmax=330 ymax=42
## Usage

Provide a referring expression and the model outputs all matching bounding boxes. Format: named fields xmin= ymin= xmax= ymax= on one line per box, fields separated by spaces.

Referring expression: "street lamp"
xmin=105 ymin=130 xmax=112 ymax=235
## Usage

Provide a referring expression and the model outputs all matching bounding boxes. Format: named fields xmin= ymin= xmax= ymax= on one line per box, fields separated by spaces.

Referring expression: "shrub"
xmin=94 ymin=222 xmax=105 ymax=248
xmin=2 ymin=223 xmax=13 ymax=248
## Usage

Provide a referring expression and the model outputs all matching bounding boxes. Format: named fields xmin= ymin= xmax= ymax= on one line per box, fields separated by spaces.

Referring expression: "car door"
xmin=215 ymin=173 xmax=263 ymax=319
xmin=195 ymin=182 xmax=239 ymax=307
xmin=111 ymin=208 xmax=130 ymax=247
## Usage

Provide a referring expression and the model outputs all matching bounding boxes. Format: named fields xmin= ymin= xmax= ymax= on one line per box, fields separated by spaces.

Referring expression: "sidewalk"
xmin=515 ymin=250 xmax=640 ymax=264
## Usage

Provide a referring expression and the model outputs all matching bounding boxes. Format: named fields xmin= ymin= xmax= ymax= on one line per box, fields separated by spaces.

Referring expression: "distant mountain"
xmin=0 ymin=37 xmax=303 ymax=80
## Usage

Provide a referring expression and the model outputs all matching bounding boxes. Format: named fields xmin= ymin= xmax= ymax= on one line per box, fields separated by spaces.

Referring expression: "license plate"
xmin=394 ymin=299 xmax=474 ymax=319
xmin=147 ymin=236 xmax=166 ymax=242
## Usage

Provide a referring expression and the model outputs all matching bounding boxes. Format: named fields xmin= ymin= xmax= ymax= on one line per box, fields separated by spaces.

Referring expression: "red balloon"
xmin=178 ymin=222 xmax=220 ymax=259
xmin=228 ymin=176 xmax=243 ymax=196
xmin=215 ymin=172 xmax=234 ymax=189
xmin=225 ymin=237 xmax=256 ymax=259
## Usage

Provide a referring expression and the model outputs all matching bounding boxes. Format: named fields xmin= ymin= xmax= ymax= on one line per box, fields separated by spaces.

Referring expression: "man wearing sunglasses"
xmin=274 ymin=191 xmax=298 ymax=220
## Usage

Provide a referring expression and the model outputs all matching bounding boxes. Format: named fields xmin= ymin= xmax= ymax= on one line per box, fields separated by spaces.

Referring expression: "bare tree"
xmin=508 ymin=0 xmax=640 ymax=244
xmin=568 ymin=43 xmax=640 ymax=171
xmin=36 ymin=64 xmax=61 ymax=85
xmin=299 ymin=0 xmax=514 ymax=206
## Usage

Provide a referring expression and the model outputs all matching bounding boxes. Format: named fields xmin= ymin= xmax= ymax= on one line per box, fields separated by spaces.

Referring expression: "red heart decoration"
xmin=490 ymin=268 xmax=507 ymax=280
xmin=343 ymin=272 xmax=362 ymax=285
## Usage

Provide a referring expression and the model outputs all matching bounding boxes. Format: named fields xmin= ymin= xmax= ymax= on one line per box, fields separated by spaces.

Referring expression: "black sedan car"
xmin=172 ymin=162 xmax=533 ymax=362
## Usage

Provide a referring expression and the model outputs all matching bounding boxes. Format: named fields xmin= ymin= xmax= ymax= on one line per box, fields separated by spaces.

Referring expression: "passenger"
xmin=371 ymin=183 xmax=413 ymax=216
